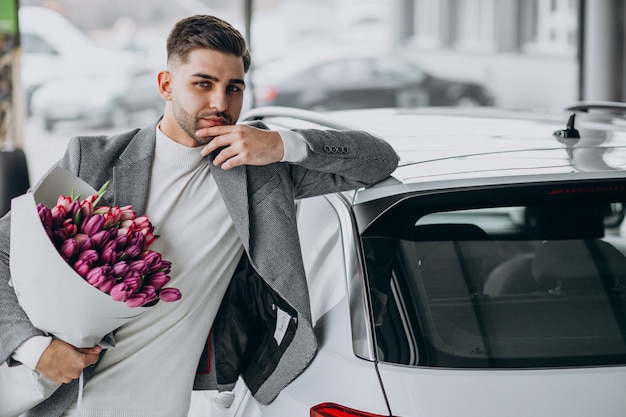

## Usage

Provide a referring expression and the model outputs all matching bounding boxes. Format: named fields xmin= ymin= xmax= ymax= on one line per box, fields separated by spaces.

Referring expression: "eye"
xmin=196 ymin=81 xmax=211 ymax=88
xmin=227 ymin=85 xmax=243 ymax=93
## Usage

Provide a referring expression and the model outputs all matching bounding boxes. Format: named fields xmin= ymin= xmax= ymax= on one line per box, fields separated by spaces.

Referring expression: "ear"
xmin=157 ymin=70 xmax=172 ymax=101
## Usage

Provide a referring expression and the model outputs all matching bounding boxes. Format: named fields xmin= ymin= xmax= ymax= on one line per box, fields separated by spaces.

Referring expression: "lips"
xmin=199 ymin=118 xmax=227 ymax=128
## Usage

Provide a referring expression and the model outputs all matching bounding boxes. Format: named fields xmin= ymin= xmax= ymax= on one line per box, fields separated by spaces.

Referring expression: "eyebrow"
xmin=192 ymin=73 xmax=245 ymax=86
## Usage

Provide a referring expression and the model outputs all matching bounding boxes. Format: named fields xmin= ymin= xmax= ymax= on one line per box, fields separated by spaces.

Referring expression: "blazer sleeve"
xmin=288 ymin=127 xmax=399 ymax=199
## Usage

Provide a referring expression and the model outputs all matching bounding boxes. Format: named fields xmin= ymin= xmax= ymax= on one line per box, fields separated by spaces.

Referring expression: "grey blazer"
xmin=0 ymin=119 xmax=399 ymax=416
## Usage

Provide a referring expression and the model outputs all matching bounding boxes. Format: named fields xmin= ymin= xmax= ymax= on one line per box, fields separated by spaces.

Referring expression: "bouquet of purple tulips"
xmin=9 ymin=167 xmax=182 ymax=348
xmin=3 ymin=168 xmax=182 ymax=416
xmin=37 ymin=182 xmax=181 ymax=308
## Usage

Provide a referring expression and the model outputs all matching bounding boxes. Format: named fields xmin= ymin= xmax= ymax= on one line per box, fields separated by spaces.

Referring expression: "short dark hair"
xmin=166 ymin=15 xmax=251 ymax=73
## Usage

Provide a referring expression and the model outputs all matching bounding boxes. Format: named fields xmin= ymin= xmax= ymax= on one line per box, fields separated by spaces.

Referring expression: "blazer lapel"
xmin=208 ymin=160 xmax=250 ymax=251
xmin=111 ymin=123 xmax=156 ymax=215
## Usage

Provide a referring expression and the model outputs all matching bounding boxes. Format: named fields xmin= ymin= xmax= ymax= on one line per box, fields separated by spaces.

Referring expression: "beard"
xmin=172 ymin=96 xmax=233 ymax=146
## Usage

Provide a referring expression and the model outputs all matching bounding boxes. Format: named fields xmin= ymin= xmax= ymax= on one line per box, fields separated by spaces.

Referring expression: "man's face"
xmin=159 ymin=48 xmax=246 ymax=147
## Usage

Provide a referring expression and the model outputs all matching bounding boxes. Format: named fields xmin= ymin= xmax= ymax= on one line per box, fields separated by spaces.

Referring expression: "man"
xmin=0 ymin=15 xmax=399 ymax=416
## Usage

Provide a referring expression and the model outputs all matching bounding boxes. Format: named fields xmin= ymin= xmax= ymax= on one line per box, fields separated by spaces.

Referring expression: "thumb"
xmin=76 ymin=346 xmax=102 ymax=365
xmin=76 ymin=345 xmax=102 ymax=355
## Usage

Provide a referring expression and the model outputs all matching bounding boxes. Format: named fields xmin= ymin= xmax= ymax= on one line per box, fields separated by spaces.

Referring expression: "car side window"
xmin=315 ymin=59 xmax=374 ymax=84
xmin=373 ymin=59 xmax=425 ymax=83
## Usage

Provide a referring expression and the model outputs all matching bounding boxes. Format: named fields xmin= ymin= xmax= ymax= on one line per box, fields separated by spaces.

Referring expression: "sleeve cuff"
xmin=11 ymin=335 xmax=52 ymax=370
xmin=278 ymin=130 xmax=308 ymax=163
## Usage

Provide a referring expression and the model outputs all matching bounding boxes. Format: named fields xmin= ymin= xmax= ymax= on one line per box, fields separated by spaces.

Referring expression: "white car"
xmin=19 ymin=6 xmax=150 ymax=128
xmin=190 ymin=103 xmax=626 ymax=416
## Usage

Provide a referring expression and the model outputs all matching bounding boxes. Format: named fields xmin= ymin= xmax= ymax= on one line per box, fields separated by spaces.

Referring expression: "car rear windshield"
xmin=363 ymin=184 xmax=626 ymax=368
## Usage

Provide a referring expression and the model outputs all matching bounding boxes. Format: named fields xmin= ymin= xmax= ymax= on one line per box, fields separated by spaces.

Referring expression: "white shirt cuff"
xmin=11 ymin=335 xmax=52 ymax=370
xmin=278 ymin=130 xmax=308 ymax=162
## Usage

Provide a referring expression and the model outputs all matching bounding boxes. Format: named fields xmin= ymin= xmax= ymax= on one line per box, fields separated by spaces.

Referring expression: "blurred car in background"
xmin=252 ymin=51 xmax=494 ymax=110
xmin=194 ymin=103 xmax=626 ymax=417
xmin=31 ymin=70 xmax=162 ymax=131
xmin=19 ymin=6 xmax=156 ymax=128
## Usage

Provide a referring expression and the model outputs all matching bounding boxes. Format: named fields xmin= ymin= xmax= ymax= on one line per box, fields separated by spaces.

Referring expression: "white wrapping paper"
xmin=1 ymin=167 xmax=146 ymax=416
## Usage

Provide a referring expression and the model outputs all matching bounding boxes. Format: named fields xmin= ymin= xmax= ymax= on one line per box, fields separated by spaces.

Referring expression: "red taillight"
xmin=310 ymin=402 xmax=389 ymax=417
xmin=254 ymin=86 xmax=279 ymax=104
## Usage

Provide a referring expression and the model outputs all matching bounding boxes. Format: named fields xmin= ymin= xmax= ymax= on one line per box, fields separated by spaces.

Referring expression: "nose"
xmin=208 ymin=90 xmax=228 ymax=113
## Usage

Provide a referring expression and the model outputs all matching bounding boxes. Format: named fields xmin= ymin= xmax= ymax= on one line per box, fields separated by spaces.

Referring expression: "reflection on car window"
xmin=365 ymin=199 xmax=626 ymax=368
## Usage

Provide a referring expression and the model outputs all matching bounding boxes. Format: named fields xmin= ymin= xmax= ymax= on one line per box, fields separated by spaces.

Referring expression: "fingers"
xmin=36 ymin=340 xmax=102 ymax=384
xmin=198 ymin=125 xmax=233 ymax=157
xmin=212 ymin=144 xmax=244 ymax=170
xmin=198 ymin=125 xmax=284 ymax=169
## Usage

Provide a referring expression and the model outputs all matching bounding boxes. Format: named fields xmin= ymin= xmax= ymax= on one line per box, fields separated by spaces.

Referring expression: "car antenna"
xmin=553 ymin=113 xmax=580 ymax=139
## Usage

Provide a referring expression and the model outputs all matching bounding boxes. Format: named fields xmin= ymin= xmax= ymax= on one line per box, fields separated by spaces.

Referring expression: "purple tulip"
xmin=86 ymin=265 xmax=111 ymax=288
xmin=110 ymin=282 xmax=132 ymax=301
xmin=67 ymin=200 xmax=81 ymax=220
xmin=122 ymin=272 xmax=143 ymax=293
xmin=128 ymin=233 xmax=146 ymax=249
xmin=72 ymin=250 xmax=98 ymax=277
xmin=114 ymin=235 xmax=129 ymax=250
xmin=128 ymin=259 xmax=149 ymax=275
xmin=126 ymin=293 xmax=148 ymax=308
xmin=74 ymin=234 xmax=93 ymax=252
xmin=141 ymin=285 xmax=158 ymax=303
xmin=73 ymin=259 xmax=92 ymax=277
xmin=100 ymin=242 xmax=119 ymax=264
xmin=124 ymin=245 xmax=142 ymax=260
xmin=141 ymin=251 xmax=162 ymax=270
xmin=81 ymin=214 xmax=105 ymax=236
xmin=77 ymin=249 xmax=99 ymax=263
xmin=146 ymin=272 xmax=170 ymax=290
xmin=60 ymin=238 xmax=79 ymax=260
xmin=97 ymin=277 xmax=116 ymax=293
xmin=37 ymin=204 xmax=53 ymax=230
xmin=159 ymin=287 xmax=182 ymax=302
xmin=112 ymin=261 xmax=130 ymax=277
xmin=156 ymin=259 xmax=172 ymax=274
xmin=90 ymin=230 xmax=111 ymax=249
